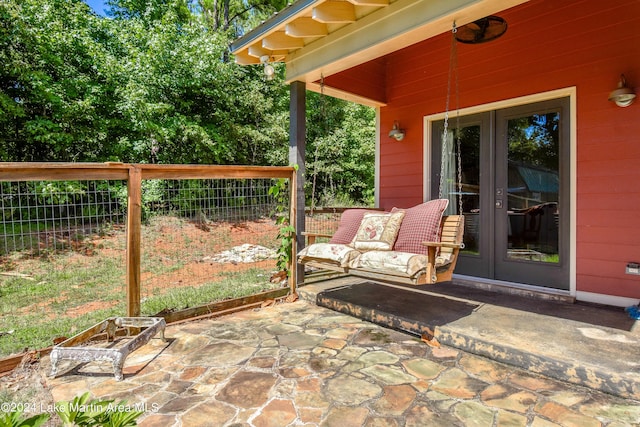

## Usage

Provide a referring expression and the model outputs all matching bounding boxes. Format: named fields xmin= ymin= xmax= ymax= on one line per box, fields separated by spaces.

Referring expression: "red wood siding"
xmin=323 ymin=59 xmax=387 ymax=105
xmin=331 ymin=0 xmax=640 ymax=298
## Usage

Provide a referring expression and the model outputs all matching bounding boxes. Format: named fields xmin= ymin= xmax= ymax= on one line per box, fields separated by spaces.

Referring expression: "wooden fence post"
xmin=127 ymin=166 xmax=142 ymax=317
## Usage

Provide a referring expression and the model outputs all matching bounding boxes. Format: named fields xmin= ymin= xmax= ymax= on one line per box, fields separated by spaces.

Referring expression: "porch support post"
xmin=289 ymin=80 xmax=306 ymax=286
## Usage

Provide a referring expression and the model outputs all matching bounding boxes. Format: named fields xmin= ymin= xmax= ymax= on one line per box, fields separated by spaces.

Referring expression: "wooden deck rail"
xmin=0 ymin=162 xmax=297 ymax=316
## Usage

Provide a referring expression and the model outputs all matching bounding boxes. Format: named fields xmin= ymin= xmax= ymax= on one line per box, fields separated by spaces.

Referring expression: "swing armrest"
xmin=421 ymin=241 xmax=464 ymax=249
xmin=302 ymin=231 xmax=334 ymax=245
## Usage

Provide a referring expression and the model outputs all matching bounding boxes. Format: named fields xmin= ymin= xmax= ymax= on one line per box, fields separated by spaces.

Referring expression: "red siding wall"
xmin=334 ymin=0 xmax=640 ymax=298
xmin=324 ymin=59 xmax=387 ymax=105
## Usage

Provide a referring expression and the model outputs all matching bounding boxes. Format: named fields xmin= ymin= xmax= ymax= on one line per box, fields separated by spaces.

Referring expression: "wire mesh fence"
xmin=137 ymin=178 xmax=287 ymax=316
xmin=0 ymin=166 xmax=291 ymax=357
xmin=0 ymin=180 xmax=126 ymax=256
xmin=304 ymin=207 xmax=379 ymax=242
xmin=304 ymin=208 xmax=343 ymax=241
xmin=0 ymin=178 xmax=129 ymax=357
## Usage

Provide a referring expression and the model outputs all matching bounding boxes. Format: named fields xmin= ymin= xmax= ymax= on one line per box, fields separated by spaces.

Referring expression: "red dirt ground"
xmin=9 ymin=217 xmax=284 ymax=318
xmin=140 ymin=218 xmax=281 ymax=294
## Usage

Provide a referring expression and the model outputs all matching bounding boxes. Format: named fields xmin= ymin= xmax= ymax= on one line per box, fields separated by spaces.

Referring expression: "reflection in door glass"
xmin=457 ymin=125 xmax=480 ymax=255
xmin=506 ymin=113 xmax=560 ymax=263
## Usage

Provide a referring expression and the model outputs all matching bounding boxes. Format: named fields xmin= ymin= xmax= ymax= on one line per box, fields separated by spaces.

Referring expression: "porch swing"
xmin=298 ymin=23 xmax=467 ymax=285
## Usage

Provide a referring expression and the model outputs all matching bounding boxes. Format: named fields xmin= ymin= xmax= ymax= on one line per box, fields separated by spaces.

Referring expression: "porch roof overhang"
xmin=230 ymin=0 xmax=529 ymax=107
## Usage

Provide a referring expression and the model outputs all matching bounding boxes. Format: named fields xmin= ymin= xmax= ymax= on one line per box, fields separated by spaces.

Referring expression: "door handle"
xmin=495 ymin=200 xmax=503 ymax=209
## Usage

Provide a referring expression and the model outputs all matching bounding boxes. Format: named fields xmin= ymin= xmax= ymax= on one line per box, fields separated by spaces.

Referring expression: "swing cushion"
xmin=391 ymin=199 xmax=449 ymax=254
xmin=355 ymin=250 xmax=427 ymax=277
xmin=297 ymin=243 xmax=361 ymax=267
xmin=329 ymin=208 xmax=380 ymax=245
xmin=354 ymin=250 xmax=452 ymax=277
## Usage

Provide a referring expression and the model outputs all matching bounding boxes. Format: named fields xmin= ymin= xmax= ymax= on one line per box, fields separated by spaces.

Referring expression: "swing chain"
xmin=456 ymin=119 xmax=463 ymax=216
xmin=310 ymin=75 xmax=326 ymax=214
xmin=438 ymin=22 xmax=464 ymax=215
xmin=443 ymin=22 xmax=456 ymax=135
xmin=453 ymin=23 xmax=463 ymax=216
xmin=311 ymin=74 xmax=329 ymax=215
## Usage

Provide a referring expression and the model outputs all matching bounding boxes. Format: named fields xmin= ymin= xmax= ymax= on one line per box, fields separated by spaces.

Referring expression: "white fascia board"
xmin=285 ymin=0 xmax=529 ymax=83
xmin=230 ymin=0 xmax=321 ymax=54
xmin=306 ymin=81 xmax=387 ymax=107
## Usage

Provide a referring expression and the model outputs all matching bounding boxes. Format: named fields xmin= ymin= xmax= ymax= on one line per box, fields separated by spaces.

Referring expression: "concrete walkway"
xmin=44 ymin=285 xmax=640 ymax=426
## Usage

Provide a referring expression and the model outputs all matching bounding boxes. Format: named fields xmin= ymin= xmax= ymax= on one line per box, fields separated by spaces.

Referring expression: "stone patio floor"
xmin=43 ymin=299 xmax=640 ymax=427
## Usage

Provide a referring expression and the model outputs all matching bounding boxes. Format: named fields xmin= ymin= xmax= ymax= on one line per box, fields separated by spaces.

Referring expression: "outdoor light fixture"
xmin=608 ymin=74 xmax=636 ymax=107
xmin=260 ymin=55 xmax=275 ymax=81
xmin=388 ymin=121 xmax=405 ymax=141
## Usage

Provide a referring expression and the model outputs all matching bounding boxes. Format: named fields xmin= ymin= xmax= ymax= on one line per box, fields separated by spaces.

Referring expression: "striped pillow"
xmin=391 ymin=199 xmax=449 ymax=254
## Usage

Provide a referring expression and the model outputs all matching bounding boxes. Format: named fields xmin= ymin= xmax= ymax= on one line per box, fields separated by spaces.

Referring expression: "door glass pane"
xmin=458 ymin=125 xmax=480 ymax=255
xmin=506 ymin=113 xmax=560 ymax=263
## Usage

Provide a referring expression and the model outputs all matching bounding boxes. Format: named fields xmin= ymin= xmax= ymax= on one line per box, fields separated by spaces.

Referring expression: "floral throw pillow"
xmin=350 ymin=211 xmax=405 ymax=251
xmin=392 ymin=199 xmax=449 ymax=254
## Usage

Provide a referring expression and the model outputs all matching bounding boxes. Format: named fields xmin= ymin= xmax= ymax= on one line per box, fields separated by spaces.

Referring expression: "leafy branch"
xmin=268 ymin=166 xmax=297 ymax=276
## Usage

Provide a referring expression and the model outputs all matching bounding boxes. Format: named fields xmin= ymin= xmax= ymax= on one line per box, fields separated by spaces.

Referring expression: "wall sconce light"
xmin=608 ymin=74 xmax=636 ymax=107
xmin=388 ymin=121 xmax=405 ymax=141
xmin=260 ymin=55 xmax=275 ymax=81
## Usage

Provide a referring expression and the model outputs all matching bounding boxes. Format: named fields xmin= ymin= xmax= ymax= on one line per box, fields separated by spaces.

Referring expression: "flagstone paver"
xmin=41 ymin=300 xmax=639 ymax=426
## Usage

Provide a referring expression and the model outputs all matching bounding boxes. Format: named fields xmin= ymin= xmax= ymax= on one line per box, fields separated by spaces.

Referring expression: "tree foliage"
xmin=307 ymin=94 xmax=375 ymax=206
xmin=507 ymin=113 xmax=559 ymax=171
xmin=0 ymin=0 xmax=375 ymax=204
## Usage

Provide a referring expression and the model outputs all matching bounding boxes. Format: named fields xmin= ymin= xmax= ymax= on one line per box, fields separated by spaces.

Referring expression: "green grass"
xmin=0 ymin=216 xmax=283 ymax=357
xmin=0 ymin=309 xmax=124 ymax=356
xmin=0 ymin=263 xmax=279 ymax=357
xmin=0 ymin=254 xmax=129 ymax=354
xmin=141 ymin=268 xmax=279 ymax=315
xmin=542 ymin=253 xmax=560 ymax=263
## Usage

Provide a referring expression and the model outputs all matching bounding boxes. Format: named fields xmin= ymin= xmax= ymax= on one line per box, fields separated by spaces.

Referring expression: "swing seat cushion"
xmin=353 ymin=250 xmax=452 ymax=277
xmin=354 ymin=250 xmax=426 ymax=277
xmin=297 ymin=243 xmax=361 ymax=267
xmin=391 ymin=199 xmax=449 ymax=254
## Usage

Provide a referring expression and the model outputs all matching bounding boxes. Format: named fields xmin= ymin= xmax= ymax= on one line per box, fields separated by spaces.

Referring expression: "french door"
xmin=431 ymin=98 xmax=570 ymax=289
